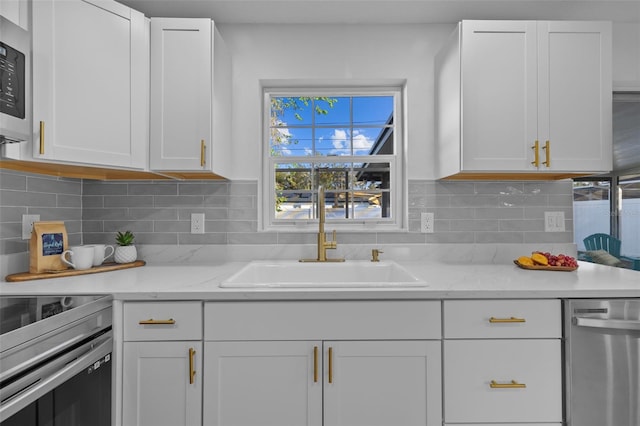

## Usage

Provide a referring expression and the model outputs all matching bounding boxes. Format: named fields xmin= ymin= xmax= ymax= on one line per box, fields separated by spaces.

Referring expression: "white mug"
xmin=61 ymin=246 xmax=94 ymax=270
xmin=86 ymin=244 xmax=115 ymax=266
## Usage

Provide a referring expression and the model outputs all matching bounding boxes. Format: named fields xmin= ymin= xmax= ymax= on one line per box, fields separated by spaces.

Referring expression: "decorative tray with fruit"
xmin=514 ymin=252 xmax=578 ymax=271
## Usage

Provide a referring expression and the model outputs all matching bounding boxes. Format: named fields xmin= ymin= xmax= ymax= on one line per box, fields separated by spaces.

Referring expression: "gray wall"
xmin=0 ymin=169 xmax=83 ymax=255
xmin=0 ymin=169 xmax=573 ymax=255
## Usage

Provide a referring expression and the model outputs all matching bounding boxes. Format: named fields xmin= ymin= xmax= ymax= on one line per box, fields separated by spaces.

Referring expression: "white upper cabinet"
xmin=435 ymin=20 xmax=612 ymax=179
xmin=32 ymin=0 xmax=148 ymax=169
xmin=149 ymin=18 xmax=231 ymax=178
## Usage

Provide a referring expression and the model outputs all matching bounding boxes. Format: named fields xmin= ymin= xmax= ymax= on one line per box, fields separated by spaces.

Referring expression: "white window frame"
xmin=261 ymin=86 xmax=405 ymax=232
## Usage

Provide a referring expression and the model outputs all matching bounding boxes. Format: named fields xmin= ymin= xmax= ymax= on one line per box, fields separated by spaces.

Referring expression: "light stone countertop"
xmin=1 ymin=258 xmax=638 ymax=300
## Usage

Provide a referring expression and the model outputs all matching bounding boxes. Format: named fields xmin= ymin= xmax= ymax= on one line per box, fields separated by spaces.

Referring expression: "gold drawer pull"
xmin=200 ymin=139 xmax=206 ymax=167
xmin=39 ymin=121 xmax=45 ymax=154
xmin=542 ymin=140 xmax=550 ymax=167
xmin=313 ymin=346 xmax=319 ymax=383
xmin=328 ymin=347 xmax=333 ymax=384
xmin=489 ymin=316 xmax=526 ymax=323
xmin=138 ymin=318 xmax=176 ymax=325
xmin=531 ymin=140 xmax=539 ymax=167
xmin=189 ymin=347 xmax=196 ymax=384
xmin=490 ymin=380 xmax=526 ymax=389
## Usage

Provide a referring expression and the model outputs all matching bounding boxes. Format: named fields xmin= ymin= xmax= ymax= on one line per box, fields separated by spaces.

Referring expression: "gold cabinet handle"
xmin=489 ymin=317 xmax=526 ymax=323
xmin=200 ymin=139 xmax=206 ymax=167
xmin=531 ymin=140 xmax=539 ymax=168
xmin=39 ymin=121 xmax=45 ymax=155
xmin=490 ymin=380 xmax=526 ymax=389
xmin=542 ymin=140 xmax=550 ymax=167
xmin=138 ymin=318 xmax=176 ymax=325
xmin=313 ymin=346 xmax=319 ymax=383
xmin=189 ymin=347 xmax=196 ymax=384
xmin=328 ymin=347 xmax=333 ymax=384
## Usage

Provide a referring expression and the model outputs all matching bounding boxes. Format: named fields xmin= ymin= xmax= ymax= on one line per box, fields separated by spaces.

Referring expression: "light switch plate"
xmin=544 ymin=211 xmax=565 ymax=232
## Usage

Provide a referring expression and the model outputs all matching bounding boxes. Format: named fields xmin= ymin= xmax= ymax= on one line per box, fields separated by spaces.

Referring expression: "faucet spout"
xmin=300 ymin=186 xmax=345 ymax=262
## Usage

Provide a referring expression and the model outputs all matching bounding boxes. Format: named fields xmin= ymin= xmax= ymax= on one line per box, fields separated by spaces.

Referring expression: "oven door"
xmin=0 ymin=329 xmax=112 ymax=426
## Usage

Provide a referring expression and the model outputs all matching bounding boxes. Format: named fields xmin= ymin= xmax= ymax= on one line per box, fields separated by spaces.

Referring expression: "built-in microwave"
xmin=0 ymin=15 xmax=29 ymax=146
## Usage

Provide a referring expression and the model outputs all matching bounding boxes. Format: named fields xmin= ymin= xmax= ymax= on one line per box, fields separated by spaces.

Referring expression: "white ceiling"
xmin=118 ymin=0 xmax=640 ymax=24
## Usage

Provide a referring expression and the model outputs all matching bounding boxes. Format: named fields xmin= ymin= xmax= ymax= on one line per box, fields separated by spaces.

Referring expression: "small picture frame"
xmin=29 ymin=221 xmax=68 ymax=273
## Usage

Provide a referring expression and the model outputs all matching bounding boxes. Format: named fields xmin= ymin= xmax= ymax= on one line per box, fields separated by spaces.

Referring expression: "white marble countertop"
xmin=1 ymin=258 xmax=638 ymax=300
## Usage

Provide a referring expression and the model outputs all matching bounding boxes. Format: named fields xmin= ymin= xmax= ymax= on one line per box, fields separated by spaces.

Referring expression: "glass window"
xmin=573 ymin=180 xmax=611 ymax=251
xmin=619 ymin=175 xmax=640 ymax=257
xmin=264 ymin=89 xmax=402 ymax=230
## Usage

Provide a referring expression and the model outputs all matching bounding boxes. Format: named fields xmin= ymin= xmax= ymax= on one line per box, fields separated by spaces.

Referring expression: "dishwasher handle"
xmin=574 ymin=316 xmax=640 ymax=331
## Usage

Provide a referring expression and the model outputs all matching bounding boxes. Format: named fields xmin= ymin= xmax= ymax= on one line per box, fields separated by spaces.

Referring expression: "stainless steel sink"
xmin=220 ymin=260 xmax=428 ymax=288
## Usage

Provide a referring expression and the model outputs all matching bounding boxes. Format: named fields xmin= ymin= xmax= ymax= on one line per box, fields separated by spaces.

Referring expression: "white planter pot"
xmin=114 ymin=246 xmax=137 ymax=264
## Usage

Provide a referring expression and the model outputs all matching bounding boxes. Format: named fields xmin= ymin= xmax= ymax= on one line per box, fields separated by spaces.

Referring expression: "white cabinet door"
xmin=150 ymin=18 xmax=211 ymax=172
xmin=203 ymin=341 xmax=323 ymax=426
xmin=324 ymin=340 xmax=442 ymax=426
xmin=461 ymin=20 xmax=538 ymax=172
xmin=437 ymin=20 xmax=612 ymax=178
xmin=444 ymin=339 xmax=562 ymax=424
xmin=538 ymin=21 xmax=612 ymax=172
xmin=123 ymin=341 xmax=202 ymax=426
xmin=32 ymin=0 xmax=147 ymax=169
xmin=149 ymin=18 xmax=231 ymax=176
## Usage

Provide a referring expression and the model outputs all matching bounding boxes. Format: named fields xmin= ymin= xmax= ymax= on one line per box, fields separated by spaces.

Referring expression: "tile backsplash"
xmin=0 ymin=169 xmax=573 ymax=256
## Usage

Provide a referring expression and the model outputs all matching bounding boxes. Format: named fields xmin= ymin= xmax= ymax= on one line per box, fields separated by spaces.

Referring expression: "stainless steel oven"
xmin=565 ymin=298 xmax=640 ymax=426
xmin=0 ymin=295 xmax=112 ymax=426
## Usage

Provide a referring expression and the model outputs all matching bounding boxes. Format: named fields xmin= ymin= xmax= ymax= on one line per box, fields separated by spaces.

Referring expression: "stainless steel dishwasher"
xmin=565 ymin=299 xmax=640 ymax=426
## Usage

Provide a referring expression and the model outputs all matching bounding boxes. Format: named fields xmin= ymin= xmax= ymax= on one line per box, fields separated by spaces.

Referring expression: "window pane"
xmin=353 ymin=128 xmax=388 ymax=155
xmin=620 ymin=175 xmax=640 ymax=256
xmin=315 ymin=164 xmax=349 ymax=190
xmin=351 ymin=191 xmax=385 ymax=219
xmin=315 ymin=97 xmax=349 ymax=126
xmin=270 ymin=127 xmax=312 ymax=156
xmin=271 ymin=97 xmax=313 ymax=125
xmin=353 ymin=96 xmax=393 ymax=126
xmin=573 ymin=180 xmax=611 ymax=250
xmin=315 ymin=128 xmax=349 ymax=156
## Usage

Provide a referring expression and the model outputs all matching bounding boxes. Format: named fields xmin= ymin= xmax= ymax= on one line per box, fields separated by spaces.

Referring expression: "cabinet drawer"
xmin=124 ymin=302 xmax=202 ymax=341
xmin=444 ymin=340 xmax=562 ymax=423
xmin=444 ymin=299 xmax=561 ymax=338
xmin=205 ymin=301 xmax=441 ymax=340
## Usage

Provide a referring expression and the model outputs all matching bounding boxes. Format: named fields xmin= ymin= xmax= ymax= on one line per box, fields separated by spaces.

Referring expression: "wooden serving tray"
xmin=513 ymin=260 xmax=577 ymax=272
xmin=5 ymin=261 xmax=146 ymax=282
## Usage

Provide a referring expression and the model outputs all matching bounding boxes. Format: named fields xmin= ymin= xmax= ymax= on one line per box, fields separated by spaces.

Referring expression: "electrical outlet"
xmin=544 ymin=211 xmax=565 ymax=232
xmin=420 ymin=212 xmax=434 ymax=233
xmin=22 ymin=214 xmax=40 ymax=239
xmin=191 ymin=213 xmax=205 ymax=234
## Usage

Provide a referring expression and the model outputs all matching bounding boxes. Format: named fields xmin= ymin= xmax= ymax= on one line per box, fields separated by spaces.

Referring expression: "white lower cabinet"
xmin=203 ymin=340 xmax=441 ymax=426
xmin=121 ymin=302 xmax=203 ymax=426
xmin=323 ymin=340 xmax=441 ymax=426
xmin=444 ymin=340 xmax=562 ymax=423
xmin=443 ymin=299 xmax=563 ymax=425
xmin=117 ymin=299 xmax=565 ymax=426
xmin=203 ymin=301 xmax=442 ymax=426
xmin=123 ymin=341 xmax=202 ymax=426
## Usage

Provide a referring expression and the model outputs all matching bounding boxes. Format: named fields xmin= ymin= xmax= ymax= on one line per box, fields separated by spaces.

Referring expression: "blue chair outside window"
xmin=583 ymin=233 xmax=640 ymax=270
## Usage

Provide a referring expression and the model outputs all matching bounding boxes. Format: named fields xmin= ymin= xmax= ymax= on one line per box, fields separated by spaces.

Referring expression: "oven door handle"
xmin=0 ymin=335 xmax=112 ymax=422
xmin=574 ymin=316 xmax=640 ymax=331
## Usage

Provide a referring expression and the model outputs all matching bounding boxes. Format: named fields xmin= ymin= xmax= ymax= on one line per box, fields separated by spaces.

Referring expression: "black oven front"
xmin=0 ymin=296 xmax=112 ymax=426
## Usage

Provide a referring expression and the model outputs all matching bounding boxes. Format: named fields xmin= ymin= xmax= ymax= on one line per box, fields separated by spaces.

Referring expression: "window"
xmin=262 ymin=88 xmax=403 ymax=230
xmin=573 ymin=175 xmax=640 ymax=257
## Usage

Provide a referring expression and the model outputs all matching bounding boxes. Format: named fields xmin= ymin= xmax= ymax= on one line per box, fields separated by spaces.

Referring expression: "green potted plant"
xmin=114 ymin=230 xmax=137 ymax=263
